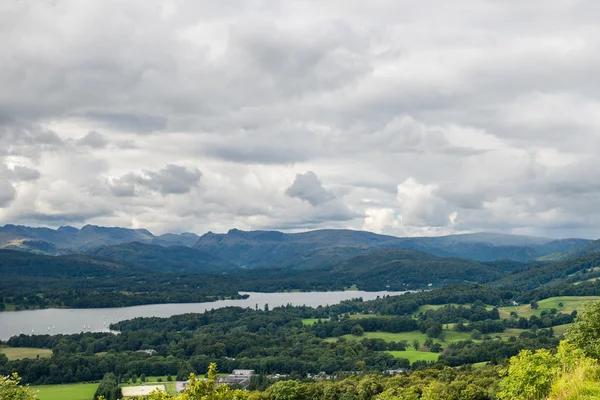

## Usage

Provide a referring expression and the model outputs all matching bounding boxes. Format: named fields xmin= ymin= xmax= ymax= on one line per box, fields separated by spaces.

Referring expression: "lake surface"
xmin=0 ymin=291 xmax=406 ymax=340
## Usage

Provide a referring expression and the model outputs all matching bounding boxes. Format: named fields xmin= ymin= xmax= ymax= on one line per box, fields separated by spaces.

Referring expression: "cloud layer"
xmin=1 ymin=0 xmax=599 ymax=238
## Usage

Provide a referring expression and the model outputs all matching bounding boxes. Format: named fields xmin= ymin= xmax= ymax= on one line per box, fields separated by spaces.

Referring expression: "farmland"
xmin=324 ymin=329 xmax=473 ymax=345
xmin=34 ymin=383 xmax=98 ymax=400
xmin=0 ymin=347 xmax=53 ymax=360
xmin=386 ymin=350 xmax=440 ymax=363
xmin=499 ymin=296 xmax=600 ymax=318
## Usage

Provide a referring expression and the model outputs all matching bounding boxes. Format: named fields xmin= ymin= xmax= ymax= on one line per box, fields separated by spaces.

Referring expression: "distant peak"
xmin=57 ymin=226 xmax=79 ymax=233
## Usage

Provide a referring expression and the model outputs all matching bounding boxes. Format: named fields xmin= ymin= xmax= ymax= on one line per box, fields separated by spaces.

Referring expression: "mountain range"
xmin=0 ymin=224 xmax=593 ymax=269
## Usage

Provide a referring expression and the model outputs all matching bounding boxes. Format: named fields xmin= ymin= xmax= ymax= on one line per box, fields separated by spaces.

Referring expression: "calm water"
xmin=0 ymin=291 xmax=406 ymax=340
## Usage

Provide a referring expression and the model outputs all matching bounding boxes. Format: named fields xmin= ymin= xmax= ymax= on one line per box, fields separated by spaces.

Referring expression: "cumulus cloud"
xmin=110 ymin=164 xmax=202 ymax=197
xmin=286 ymin=171 xmax=336 ymax=206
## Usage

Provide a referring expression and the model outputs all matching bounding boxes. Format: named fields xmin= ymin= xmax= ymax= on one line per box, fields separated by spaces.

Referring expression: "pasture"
xmin=0 ymin=347 xmax=53 ymax=360
xmin=386 ymin=350 xmax=440 ymax=363
xmin=499 ymin=296 xmax=600 ymax=319
xmin=301 ymin=318 xmax=324 ymax=325
xmin=325 ymin=329 xmax=472 ymax=346
xmin=34 ymin=383 xmax=98 ymax=400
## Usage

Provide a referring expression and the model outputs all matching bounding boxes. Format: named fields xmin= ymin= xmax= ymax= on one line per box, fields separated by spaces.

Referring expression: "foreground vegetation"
xmin=2 ymin=281 xmax=600 ymax=399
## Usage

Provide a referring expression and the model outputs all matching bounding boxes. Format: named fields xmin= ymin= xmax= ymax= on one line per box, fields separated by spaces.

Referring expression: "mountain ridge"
xmin=0 ymin=224 xmax=592 ymax=265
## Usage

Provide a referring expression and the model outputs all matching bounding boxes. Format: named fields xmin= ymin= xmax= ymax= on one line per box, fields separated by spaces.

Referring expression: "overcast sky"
xmin=1 ymin=0 xmax=599 ymax=238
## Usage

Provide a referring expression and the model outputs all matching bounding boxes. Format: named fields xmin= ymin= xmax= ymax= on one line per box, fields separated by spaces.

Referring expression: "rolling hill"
xmin=538 ymin=239 xmax=600 ymax=262
xmin=86 ymin=242 xmax=237 ymax=274
xmin=492 ymin=252 xmax=600 ymax=291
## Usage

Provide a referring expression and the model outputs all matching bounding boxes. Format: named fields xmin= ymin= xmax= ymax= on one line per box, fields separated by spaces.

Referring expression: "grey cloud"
xmin=0 ymin=179 xmax=16 ymax=207
xmin=78 ymin=131 xmax=108 ymax=149
xmin=111 ymin=164 xmax=202 ymax=197
xmin=84 ymin=113 xmax=168 ymax=134
xmin=10 ymin=166 xmax=41 ymax=182
xmin=286 ymin=172 xmax=335 ymax=206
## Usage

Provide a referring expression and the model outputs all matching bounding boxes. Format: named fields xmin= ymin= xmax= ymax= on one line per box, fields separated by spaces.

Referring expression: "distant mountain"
xmin=87 ymin=242 xmax=237 ymax=274
xmin=0 ymin=224 xmax=591 ymax=265
xmin=0 ymin=224 xmax=198 ymax=254
xmin=537 ymin=239 xmax=600 ymax=262
xmin=194 ymin=228 xmax=591 ymax=268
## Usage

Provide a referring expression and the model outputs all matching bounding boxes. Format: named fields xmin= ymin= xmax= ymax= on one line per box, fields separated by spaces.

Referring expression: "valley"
xmin=3 ymin=225 xmax=600 ymax=399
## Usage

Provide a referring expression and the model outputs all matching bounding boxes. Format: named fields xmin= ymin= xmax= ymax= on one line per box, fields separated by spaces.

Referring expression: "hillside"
xmin=325 ymin=248 xmax=513 ymax=290
xmin=195 ymin=228 xmax=590 ymax=268
xmin=492 ymin=252 xmax=600 ymax=291
xmin=87 ymin=242 xmax=237 ymax=274
xmin=538 ymin=239 xmax=600 ymax=262
xmin=0 ymin=249 xmax=134 ymax=278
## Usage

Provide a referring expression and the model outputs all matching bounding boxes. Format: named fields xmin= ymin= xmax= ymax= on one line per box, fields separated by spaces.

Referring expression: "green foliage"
xmin=147 ymin=363 xmax=249 ymax=400
xmin=566 ymin=300 xmax=600 ymax=359
xmin=93 ymin=373 xmax=121 ymax=400
xmin=497 ymin=340 xmax=598 ymax=400
xmin=497 ymin=348 xmax=560 ymax=399
xmin=0 ymin=373 xmax=36 ymax=400
xmin=351 ymin=325 xmax=365 ymax=336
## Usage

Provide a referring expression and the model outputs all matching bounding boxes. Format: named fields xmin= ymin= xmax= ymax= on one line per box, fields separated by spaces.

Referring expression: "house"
xmin=216 ymin=369 xmax=255 ymax=388
xmin=136 ymin=349 xmax=157 ymax=355
xmin=232 ymin=369 xmax=255 ymax=376
xmin=385 ymin=369 xmax=407 ymax=376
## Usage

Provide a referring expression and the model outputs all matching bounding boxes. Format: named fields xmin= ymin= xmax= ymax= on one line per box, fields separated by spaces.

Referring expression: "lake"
xmin=0 ymin=291 xmax=406 ymax=340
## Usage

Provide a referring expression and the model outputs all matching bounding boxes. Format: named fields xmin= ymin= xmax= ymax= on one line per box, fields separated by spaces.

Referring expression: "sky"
xmin=1 ymin=0 xmax=600 ymax=239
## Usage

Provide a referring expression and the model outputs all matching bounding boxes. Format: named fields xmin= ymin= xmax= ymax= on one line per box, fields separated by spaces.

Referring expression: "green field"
xmin=0 ymin=347 xmax=53 ymax=360
xmin=301 ymin=318 xmax=325 ymax=325
xmin=553 ymin=323 xmax=572 ymax=337
xmin=347 ymin=314 xmax=394 ymax=320
xmin=34 ymin=376 xmax=179 ymax=400
xmin=386 ymin=350 xmax=440 ymax=363
xmin=325 ymin=330 xmax=472 ymax=346
xmin=35 ymin=383 xmax=98 ymax=400
xmin=499 ymin=296 xmax=600 ymax=319
xmin=492 ymin=328 xmax=526 ymax=340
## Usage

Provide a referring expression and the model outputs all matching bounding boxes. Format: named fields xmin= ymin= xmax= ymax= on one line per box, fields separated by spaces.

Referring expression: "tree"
xmin=426 ymin=323 xmax=442 ymax=338
xmin=430 ymin=343 xmax=443 ymax=353
xmin=471 ymin=330 xmax=482 ymax=340
xmin=530 ymin=300 xmax=539 ymax=310
xmin=567 ymin=300 xmax=600 ymax=359
xmin=0 ymin=374 xmax=36 ymax=400
xmin=412 ymin=340 xmax=420 ymax=351
xmin=424 ymin=338 xmax=433 ymax=348
xmin=147 ymin=362 xmax=249 ymax=400
xmin=140 ymin=373 xmax=146 ymax=383
xmin=94 ymin=373 xmax=122 ymax=400
xmin=351 ymin=325 xmax=365 ymax=336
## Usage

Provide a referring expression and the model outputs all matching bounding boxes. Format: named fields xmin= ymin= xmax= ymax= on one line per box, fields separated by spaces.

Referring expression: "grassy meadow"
xmin=34 ymin=383 xmax=98 ymax=400
xmin=499 ymin=296 xmax=600 ymax=319
xmin=0 ymin=347 xmax=53 ymax=360
xmin=324 ymin=329 xmax=472 ymax=345
xmin=386 ymin=350 xmax=440 ymax=363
